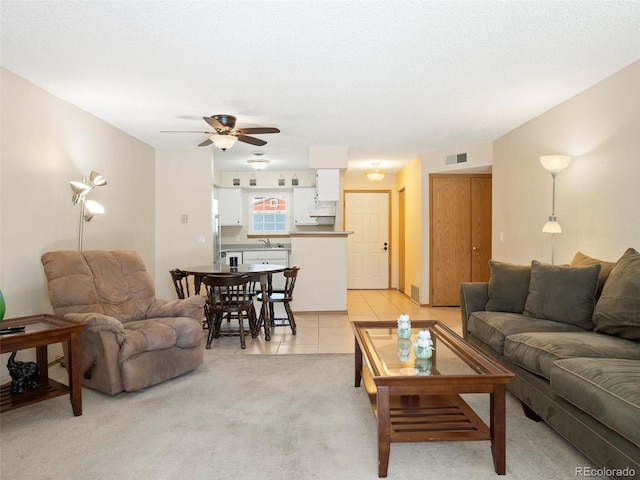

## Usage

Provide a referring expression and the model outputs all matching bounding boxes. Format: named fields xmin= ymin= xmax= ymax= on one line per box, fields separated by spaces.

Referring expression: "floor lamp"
xmin=540 ymin=155 xmax=571 ymax=264
xmin=70 ymin=171 xmax=107 ymax=251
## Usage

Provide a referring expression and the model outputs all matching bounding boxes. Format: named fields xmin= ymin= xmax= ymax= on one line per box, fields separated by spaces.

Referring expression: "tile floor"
xmin=207 ymin=289 xmax=462 ymax=354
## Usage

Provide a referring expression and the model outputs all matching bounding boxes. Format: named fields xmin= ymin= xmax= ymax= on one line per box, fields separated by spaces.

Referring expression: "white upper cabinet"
xmin=316 ymin=169 xmax=340 ymax=202
xmin=218 ymin=188 xmax=243 ymax=226
xmin=293 ymin=187 xmax=318 ymax=225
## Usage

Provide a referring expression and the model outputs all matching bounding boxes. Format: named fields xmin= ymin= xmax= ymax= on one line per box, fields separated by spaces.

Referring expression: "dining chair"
xmin=170 ymin=269 xmax=191 ymax=299
xmin=171 ymin=268 xmax=209 ymax=329
xmin=257 ymin=266 xmax=300 ymax=334
xmin=201 ymin=274 xmax=258 ymax=349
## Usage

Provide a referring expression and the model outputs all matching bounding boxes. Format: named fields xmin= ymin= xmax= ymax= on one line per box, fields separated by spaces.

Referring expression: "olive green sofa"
xmin=460 ymin=248 xmax=640 ymax=480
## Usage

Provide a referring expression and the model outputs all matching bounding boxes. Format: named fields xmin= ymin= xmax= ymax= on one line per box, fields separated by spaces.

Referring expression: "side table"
xmin=0 ymin=314 xmax=85 ymax=416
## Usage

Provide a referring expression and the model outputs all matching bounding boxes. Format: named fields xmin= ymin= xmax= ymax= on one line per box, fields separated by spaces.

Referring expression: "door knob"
xmin=383 ymin=242 xmax=388 ymax=251
xmin=472 ymin=246 xmax=479 ymax=251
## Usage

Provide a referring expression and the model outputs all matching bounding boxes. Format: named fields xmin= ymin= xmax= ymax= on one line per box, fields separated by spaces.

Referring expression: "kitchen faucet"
xmin=259 ymin=239 xmax=271 ymax=247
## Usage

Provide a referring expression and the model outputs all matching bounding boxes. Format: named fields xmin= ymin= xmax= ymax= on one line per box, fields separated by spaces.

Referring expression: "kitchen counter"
xmin=289 ymin=231 xmax=352 ymax=313
xmin=221 ymin=243 xmax=291 ymax=252
xmin=288 ymin=231 xmax=352 ymax=237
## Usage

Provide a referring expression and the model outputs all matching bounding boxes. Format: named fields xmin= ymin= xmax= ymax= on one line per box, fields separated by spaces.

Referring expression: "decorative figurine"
xmin=414 ymin=329 xmax=434 ymax=359
xmin=397 ymin=338 xmax=412 ymax=362
xmin=414 ymin=357 xmax=432 ymax=375
xmin=397 ymin=314 xmax=412 ymax=339
xmin=7 ymin=351 xmax=39 ymax=394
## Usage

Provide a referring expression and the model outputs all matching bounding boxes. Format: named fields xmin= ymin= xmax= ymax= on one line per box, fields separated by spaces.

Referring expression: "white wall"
xmin=0 ymin=68 xmax=156 ymax=319
xmin=493 ymin=60 xmax=640 ymax=265
xmin=155 ymin=148 xmax=214 ymax=300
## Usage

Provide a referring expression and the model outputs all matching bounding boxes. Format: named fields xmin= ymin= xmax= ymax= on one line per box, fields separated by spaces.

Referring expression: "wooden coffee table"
xmin=352 ymin=320 xmax=514 ymax=477
xmin=0 ymin=314 xmax=85 ymax=416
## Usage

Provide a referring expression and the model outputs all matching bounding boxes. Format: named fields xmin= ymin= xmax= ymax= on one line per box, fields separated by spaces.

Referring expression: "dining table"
xmin=180 ymin=263 xmax=288 ymax=341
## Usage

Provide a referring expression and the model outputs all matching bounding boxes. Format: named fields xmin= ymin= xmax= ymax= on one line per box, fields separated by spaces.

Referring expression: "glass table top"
xmin=356 ymin=321 xmax=502 ymax=378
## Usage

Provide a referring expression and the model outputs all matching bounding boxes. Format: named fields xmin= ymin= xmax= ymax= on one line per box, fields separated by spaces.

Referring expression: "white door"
xmin=345 ymin=192 xmax=389 ymax=289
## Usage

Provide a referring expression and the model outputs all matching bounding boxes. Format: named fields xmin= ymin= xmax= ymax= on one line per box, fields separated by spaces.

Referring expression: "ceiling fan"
xmin=162 ymin=114 xmax=280 ymax=151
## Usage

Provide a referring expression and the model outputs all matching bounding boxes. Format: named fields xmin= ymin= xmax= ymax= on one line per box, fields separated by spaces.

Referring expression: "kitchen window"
xmin=249 ymin=193 xmax=290 ymax=234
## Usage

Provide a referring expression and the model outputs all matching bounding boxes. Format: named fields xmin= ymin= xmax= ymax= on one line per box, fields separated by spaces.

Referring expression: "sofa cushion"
xmin=523 ymin=260 xmax=600 ymax=329
xmin=485 ymin=261 xmax=531 ymax=313
xmin=468 ymin=311 xmax=584 ymax=356
xmin=593 ymin=248 xmax=640 ymax=342
xmin=551 ymin=358 xmax=640 ymax=446
xmin=503 ymin=331 xmax=640 ymax=380
xmin=570 ymin=251 xmax=615 ymax=301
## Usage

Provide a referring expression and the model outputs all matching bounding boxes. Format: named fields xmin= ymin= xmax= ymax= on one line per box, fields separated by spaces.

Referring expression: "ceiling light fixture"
xmin=211 ymin=134 xmax=237 ymax=151
xmin=247 ymin=152 xmax=270 ymax=170
xmin=366 ymin=162 xmax=386 ymax=181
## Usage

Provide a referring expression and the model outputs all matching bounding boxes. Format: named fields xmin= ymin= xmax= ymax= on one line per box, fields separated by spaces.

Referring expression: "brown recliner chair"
xmin=41 ymin=250 xmax=205 ymax=395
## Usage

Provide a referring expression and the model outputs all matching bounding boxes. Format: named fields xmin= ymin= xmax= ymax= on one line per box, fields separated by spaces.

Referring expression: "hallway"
xmin=208 ymin=289 xmax=462 ymax=355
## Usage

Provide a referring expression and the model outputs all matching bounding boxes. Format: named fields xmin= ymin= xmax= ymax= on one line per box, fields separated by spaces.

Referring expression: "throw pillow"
xmin=570 ymin=251 xmax=615 ymax=301
xmin=593 ymin=248 xmax=640 ymax=341
xmin=485 ymin=261 xmax=531 ymax=313
xmin=523 ymin=260 xmax=600 ymax=329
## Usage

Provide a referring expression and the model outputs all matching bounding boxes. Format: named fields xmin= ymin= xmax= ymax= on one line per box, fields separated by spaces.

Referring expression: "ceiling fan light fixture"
xmin=211 ymin=134 xmax=237 ymax=151
xmin=366 ymin=162 xmax=386 ymax=181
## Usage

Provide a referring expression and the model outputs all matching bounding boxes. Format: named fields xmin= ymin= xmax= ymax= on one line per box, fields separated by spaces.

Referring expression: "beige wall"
xmin=0 ymin=68 xmax=156 ymax=320
xmin=493 ymin=60 xmax=640 ymax=265
xmin=0 ymin=68 xmax=156 ymax=376
xmin=419 ymin=143 xmax=493 ymax=304
xmin=395 ymin=157 xmax=423 ymax=300
xmin=155 ymin=148 xmax=214 ymax=300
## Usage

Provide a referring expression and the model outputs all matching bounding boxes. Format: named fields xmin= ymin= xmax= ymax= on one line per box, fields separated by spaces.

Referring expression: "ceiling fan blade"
xmin=198 ymin=138 xmax=213 ymax=147
xmin=237 ymin=135 xmax=267 ymax=146
xmin=236 ymin=127 xmax=280 ymax=135
xmin=203 ymin=116 xmax=225 ymax=132
xmin=161 ymin=130 xmax=215 ymax=134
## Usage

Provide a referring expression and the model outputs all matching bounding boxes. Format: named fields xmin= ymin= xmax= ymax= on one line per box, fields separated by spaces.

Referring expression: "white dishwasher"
xmin=242 ymin=250 xmax=289 ymax=290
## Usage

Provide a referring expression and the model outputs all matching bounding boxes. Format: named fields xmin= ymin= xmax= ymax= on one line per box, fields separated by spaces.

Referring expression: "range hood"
xmin=309 ymin=202 xmax=336 ymax=217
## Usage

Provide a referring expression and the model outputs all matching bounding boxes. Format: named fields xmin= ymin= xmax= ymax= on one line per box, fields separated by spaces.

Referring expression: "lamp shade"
xmin=540 ymin=155 xmax=572 ymax=174
xmin=542 ymin=220 xmax=562 ymax=233
xmin=89 ymin=170 xmax=107 ymax=187
xmin=70 ymin=180 xmax=92 ymax=204
xmin=212 ymin=134 xmax=237 ymax=151
xmin=83 ymin=200 xmax=105 ymax=222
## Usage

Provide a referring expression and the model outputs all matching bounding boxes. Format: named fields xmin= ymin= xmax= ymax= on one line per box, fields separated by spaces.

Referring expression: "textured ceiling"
xmin=1 ymin=1 xmax=639 ymax=172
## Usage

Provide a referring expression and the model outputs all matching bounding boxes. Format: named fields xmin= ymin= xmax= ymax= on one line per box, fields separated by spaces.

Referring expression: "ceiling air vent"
xmin=445 ymin=153 xmax=467 ymax=165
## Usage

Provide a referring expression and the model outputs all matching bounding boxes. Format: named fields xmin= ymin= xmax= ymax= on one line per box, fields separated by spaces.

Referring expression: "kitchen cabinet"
xmin=293 ymin=187 xmax=318 ymax=225
xmin=243 ymin=250 xmax=289 ymax=290
xmin=316 ymin=169 xmax=340 ymax=202
xmin=218 ymin=188 xmax=243 ymax=226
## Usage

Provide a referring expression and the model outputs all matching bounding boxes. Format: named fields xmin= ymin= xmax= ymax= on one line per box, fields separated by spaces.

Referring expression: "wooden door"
xmin=345 ymin=191 xmax=390 ymax=289
xmin=430 ymin=174 xmax=491 ymax=306
xmin=471 ymin=177 xmax=492 ymax=281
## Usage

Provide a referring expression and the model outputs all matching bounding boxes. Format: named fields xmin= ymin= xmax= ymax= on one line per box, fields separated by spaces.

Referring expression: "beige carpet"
xmin=0 ymin=351 xmax=600 ymax=480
